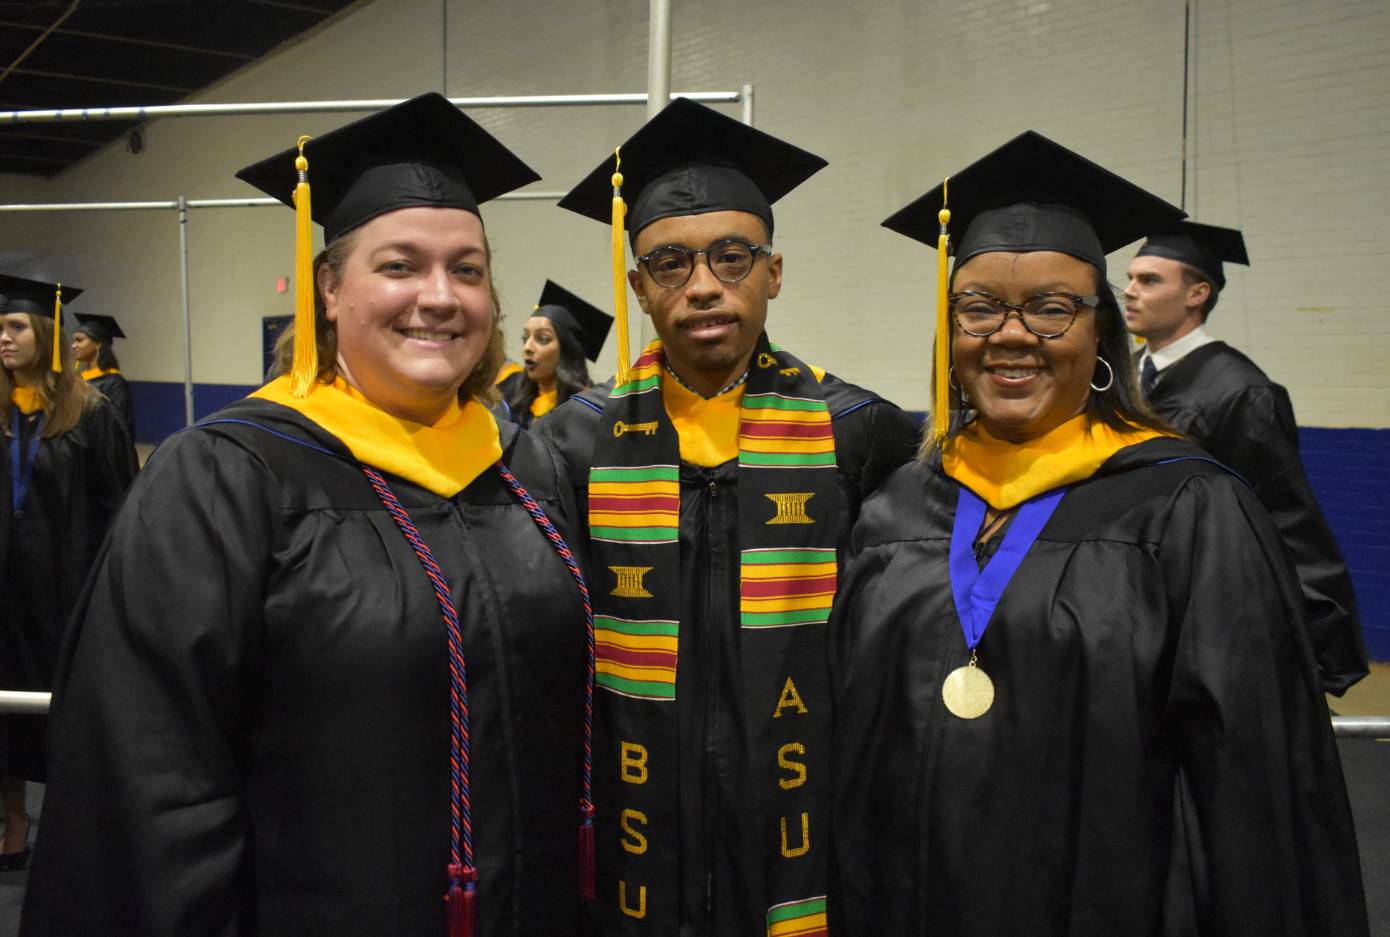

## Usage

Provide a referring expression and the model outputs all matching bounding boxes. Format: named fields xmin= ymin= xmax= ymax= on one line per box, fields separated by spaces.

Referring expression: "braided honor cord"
xmin=363 ymin=460 xmax=597 ymax=937
xmin=361 ymin=467 xmax=478 ymax=937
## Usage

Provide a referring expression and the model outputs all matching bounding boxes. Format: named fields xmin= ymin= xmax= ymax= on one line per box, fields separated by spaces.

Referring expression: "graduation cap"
xmin=0 ymin=274 xmax=84 ymax=374
xmin=74 ymin=313 xmax=126 ymax=343
xmin=236 ymin=92 xmax=541 ymax=396
xmin=558 ymin=97 xmax=827 ymax=382
xmin=532 ymin=280 xmax=613 ymax=363
xmin=880 ymin=131 xmax=1185 ymax=443
xmin=1135 ymin=221 xmax=1248 ymax=291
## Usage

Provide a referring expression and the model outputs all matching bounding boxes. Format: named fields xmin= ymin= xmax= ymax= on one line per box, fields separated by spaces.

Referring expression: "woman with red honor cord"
xmin=22 ymin=94 xmax=595 ymax=937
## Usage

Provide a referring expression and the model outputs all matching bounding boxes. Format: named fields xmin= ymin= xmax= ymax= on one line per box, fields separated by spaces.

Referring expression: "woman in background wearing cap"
xmin=0 ymin=278 xmax=137 ymax=872
xmin=829 ymin=133 xmax=1366 ymax=935
xmin=71 ymin=313 xmax=136 ymax=441
xmin=22 ymin=94 xmax=593 ymax=937
xmin=502 ymin=280 xmax=611 ymax=429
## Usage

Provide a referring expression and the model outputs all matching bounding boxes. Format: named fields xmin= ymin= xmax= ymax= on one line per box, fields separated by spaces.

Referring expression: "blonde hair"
xmin=271 ymin=227 xmax=504 ymax=404
xmin=0 ymin=312 xmax=101 ymax=437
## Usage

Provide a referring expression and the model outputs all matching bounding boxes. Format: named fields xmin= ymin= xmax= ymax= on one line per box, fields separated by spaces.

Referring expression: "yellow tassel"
xmin=51 ymin=283 xmax=62 ymax=373
xmin=933 ymin=178 xmax=952 ymax=444
xmin=610 ymin=147 xmax=631 ymax=387
xmin=290 ymin=135 xmax=318 ymax=397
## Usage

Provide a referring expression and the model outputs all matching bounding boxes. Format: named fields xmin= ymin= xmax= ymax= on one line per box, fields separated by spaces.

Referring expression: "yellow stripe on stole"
xmin=596 ymin=662 xmax=677 ymax=682
xmin=768 ymin=913 xmax=828 ymax=937
xmin=742 ymin=562 xmax=838 ymax=580
xmin=741 ymin=593 xmax=838 ymax=613
xmin=589 ymin=482 xmax=680 ymax=497
xmin=589 ymin=512 xmax=679 ymax=528
xmin=597 ymin=632 xmax=678 ymax=652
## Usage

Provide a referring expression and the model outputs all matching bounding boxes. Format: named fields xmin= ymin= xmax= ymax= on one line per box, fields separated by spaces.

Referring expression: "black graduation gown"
xmin=829 ymin=438 xmax=1367 ymax=937
xmin=20 ymin=397 xmax=588 ymax=937
xmin=0 ymin=398 xmax=137 ymax=781
xmin=540 ymin=374 xmax=920 ymax=937
xmin=1144 ymin=342 xmax=1366 ymax=694
xmin=88 ymin=371 xmax=136 ymax=442
xmin=495 ymin=371 xmax=527 ymax=427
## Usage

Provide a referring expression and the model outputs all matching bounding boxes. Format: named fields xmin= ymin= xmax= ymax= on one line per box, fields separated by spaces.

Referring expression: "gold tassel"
xmin=610 ymin=147 xmax=631 ymax=386
xmin=51 ymin=283 xmax=62 ymax=373
xmin=933 ymin=178 xmax=952 ymax=444
xmin=290 ymin=135 xmax=318 ymax=397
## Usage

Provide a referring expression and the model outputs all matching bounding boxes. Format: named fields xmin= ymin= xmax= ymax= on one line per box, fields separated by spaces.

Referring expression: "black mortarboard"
xmin=74 ymin=313 xmax=126 ymax=342
xmin=0 ymin=274 xmax=83 ymax=317
xmin=1135 ymin=221 xmax=1248 ymax=291
xmin=882 ymin=131 xmax=1185 ymax=273
xmin=234 ymin=92 xmax=540 ymax=396
xmin=236 ymin=91 xmax=541 ymax=244
xmin=533 ymin=280 xmax=613 ymax=363
xmin=558 ymin=97 xmax=827 ymax=242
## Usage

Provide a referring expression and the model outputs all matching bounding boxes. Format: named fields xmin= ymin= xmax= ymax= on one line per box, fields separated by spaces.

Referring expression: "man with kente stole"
xmin=1124 ymin=223 xmax=1366 ymax=695
xmin=541 ymin=99 xmax=920 ymax=936
xmin=830 ymin=133 xmax=1366 ymax=935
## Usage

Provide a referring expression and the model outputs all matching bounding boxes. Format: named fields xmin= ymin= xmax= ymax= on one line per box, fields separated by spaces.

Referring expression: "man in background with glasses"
xmin=543 ymin=98 xmax=919 ymax=937
xmin=1125 ymin=221 xmax=1366 ymax=695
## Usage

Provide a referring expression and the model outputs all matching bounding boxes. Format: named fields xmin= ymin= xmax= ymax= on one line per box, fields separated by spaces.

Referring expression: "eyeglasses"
xmin=635 ymin=238 xmax=772 ymax=289
xmin=949 ymin=290 xmax=1100 ymax=339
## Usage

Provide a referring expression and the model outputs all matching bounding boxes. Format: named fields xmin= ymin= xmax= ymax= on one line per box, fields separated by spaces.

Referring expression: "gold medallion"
xmin=941 ymin=652 xmax=994 ymax=719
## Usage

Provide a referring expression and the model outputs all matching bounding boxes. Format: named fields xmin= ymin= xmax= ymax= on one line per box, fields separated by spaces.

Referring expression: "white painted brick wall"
xmin=1 ymin=0 xmax=1386 ymax=427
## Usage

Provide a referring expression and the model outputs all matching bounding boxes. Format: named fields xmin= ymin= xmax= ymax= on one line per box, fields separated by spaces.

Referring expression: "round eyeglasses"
xmin=635 ymin=238 xmax=772 ymax=289
xmin=949 ymin=291 xmax=1100 ymax=339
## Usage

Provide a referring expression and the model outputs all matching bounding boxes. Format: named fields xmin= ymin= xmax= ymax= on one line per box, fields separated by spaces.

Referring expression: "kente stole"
xmin=587 ymin=336 xmax=835 ymax=936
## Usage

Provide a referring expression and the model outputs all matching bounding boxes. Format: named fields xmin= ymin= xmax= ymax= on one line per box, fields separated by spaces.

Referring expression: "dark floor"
xmin=0 ymin=749 xmax=1384 ymax=934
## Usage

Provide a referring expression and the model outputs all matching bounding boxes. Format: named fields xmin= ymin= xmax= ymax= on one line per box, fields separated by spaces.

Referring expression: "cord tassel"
xmin=932 ymin=178 xmax=952 ymax=443
xmin=444 ymin=863 xmax=477 ymax=937
xmin=50 ymin=283 xmax=62 ymax=373
xmin=290 ymin=135 xmax=318 ymax=397
xmin=610 ymin=147 xmax=631 ymax=386
xmin=577 ymin=804 xmax=596 ymax=899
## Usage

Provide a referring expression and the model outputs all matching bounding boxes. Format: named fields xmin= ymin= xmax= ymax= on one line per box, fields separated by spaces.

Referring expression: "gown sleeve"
xmin=1198 ymin=385 xmax=1366 ymax=695
xmin=20 ymin=429 xmax=273 ymax=937
xmin=1159 ymin=472 xmax=1368 ymax=936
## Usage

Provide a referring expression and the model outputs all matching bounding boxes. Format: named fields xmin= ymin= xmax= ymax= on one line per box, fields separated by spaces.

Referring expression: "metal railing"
xmin=0 ymin=690 xmax=1384 ymax=737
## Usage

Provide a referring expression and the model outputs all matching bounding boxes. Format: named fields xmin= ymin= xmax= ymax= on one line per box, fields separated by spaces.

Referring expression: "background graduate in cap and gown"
xmin=71 ymin=312 xmax=136 ymax=441
xmin=501 ymin=279 xmax=612 ymax=429
xmin=1124 ymin=223 xmax=1366 ymax=695
xmin=540 ymin=98 xmax=921 ymax=937
xmin=830 ymin=132 xmax=1367 ymax=936
xmin=0 ymin=275 xmax=137 ymax=869
xmin=21 ymin=93 xmax=596 ymax=937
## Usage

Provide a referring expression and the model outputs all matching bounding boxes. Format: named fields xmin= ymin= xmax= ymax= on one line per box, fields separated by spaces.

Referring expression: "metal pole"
xmin=0 ymin=692 xmax=51 ymax=715
xmin=741 ymin=83 xmax=755 ymax=126
xmin=0 ymin=192 xmax=569 ymax=214
xmin=0 ymin=92 xmax=741 ymax=124
xmin=1180 ymin=0 xmax=1191 ymax=211
xmin=1331 ymin=716 xmax=1390 ymax=740
xmin=178 ymin=196 xmax=194 ymax=427
xmin=647 ymin=0 xmax=672 ymax=119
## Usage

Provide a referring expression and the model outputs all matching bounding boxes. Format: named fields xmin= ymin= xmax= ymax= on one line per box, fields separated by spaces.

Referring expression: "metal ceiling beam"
xmin=1 ymin=91 xmax=744 ymax=124
xmin=0 ymin=127 xmax=104 ymax=146
xmin=0 ymin=0 xmax=80 ymax=86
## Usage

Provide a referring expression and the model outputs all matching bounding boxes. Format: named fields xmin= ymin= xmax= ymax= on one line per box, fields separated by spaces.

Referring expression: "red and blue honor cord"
xmin=362 ymin=462 xmax=595 ymax=937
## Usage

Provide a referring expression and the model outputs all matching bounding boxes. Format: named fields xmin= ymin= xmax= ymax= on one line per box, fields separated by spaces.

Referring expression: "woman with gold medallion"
xmin=22 ymin=94 xmax=594 ymax=937
xmin=828 ymin=134 xmax=1367 ymax=936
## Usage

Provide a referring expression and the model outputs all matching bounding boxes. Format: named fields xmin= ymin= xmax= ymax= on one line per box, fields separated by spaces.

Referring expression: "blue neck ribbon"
xmin=11 ymin=408 xmax=45 ymax=516
xmin=948 ymin=485 xmax=1067 ymax=650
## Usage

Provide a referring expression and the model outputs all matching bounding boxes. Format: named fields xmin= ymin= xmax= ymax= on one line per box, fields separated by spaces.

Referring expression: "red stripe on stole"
xmin=740 ymin=574 xmax=838 ymax=598
xmin=596 ymin=643 xmax=678 ymax=669
xmin=738 ymin=420 xmax=833 ymax=439
xmin=588 ymin=494 xmax=680 ymax=513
